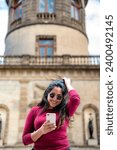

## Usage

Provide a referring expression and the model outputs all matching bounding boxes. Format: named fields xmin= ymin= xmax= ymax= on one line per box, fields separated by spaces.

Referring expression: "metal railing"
xmin=0 ymin=55 xmax=100 ymax=66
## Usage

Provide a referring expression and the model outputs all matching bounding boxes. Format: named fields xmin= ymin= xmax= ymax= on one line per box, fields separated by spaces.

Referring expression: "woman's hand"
xmin=40 ymin=121 xmax=56 ymax=135
xmin=31 ymin=121 xmax=56 ymax=142
xmin=63 ymin=77 xmax=74 ymax=91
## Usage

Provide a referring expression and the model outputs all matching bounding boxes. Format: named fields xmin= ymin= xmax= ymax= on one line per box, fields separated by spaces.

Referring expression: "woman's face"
xmin=47 ymin=86 xmax=63 ymax=109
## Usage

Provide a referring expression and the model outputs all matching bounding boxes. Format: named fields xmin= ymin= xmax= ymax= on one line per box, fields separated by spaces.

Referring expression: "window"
xmin=13 ymin=5 xmax=22 ymax=20
xmin=39 ymin=0 xmax=55 ymax=13
xmin=39 ymin=39 xmax=54 ymax=57
xmin=71 ymin=0 xmax=80 ymax=20
xmin=11 ymin=0 xmax=23 ymax=6
xmin=11 ymin=0 xmax=23 ymax=21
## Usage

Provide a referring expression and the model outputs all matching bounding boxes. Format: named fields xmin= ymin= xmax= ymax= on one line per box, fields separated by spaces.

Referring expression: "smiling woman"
xmin=22 ymin=77 xmax=80 ymax=150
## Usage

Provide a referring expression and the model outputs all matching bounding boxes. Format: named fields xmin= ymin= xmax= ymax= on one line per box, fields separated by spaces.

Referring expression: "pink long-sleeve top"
xmin=22 ymin=90 xmax=80 ymax=150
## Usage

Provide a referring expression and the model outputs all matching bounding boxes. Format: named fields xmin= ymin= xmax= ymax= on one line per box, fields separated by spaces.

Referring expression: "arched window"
xmin=38 ymin=0 xmax=55 ymax=13
xmin=11 ymin=0 xmax=23 ymax=21
xmin=71 ymin=0 xmax=80 ymax=20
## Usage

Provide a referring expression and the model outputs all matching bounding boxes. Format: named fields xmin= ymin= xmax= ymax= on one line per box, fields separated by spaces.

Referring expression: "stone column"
xmin=17 ymin=80 xmax=29 ymax=144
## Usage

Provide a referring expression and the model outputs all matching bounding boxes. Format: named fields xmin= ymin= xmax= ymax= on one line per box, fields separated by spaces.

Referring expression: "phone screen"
xmin=46 ymin=113 xmax=56 ymax=125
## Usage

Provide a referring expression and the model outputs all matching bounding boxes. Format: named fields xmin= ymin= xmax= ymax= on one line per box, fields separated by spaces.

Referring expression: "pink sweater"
xmin=22 ymin=90 xmax=80 ymax=150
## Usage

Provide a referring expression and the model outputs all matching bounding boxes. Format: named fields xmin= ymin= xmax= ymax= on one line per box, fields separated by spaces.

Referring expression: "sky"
xmin=86 ymin=0 xmax=100 ymax=55
xmin=0 ymin=0 xmax=100 ymax=55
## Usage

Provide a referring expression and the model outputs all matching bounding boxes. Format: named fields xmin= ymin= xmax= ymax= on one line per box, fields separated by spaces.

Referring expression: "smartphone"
xmin=46 ymin=113 xmax=56 ymax=125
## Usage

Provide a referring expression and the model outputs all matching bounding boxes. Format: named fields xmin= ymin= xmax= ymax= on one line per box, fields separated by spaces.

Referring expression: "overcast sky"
xmin=0 ymin=0 xmax=100 ymax=55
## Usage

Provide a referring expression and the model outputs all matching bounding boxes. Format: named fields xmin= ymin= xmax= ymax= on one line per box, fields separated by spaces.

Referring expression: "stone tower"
xmin=5 ymin=0 xmax=88 ymax=56
xmin=0 ymin=0 xmax=100 ymax=148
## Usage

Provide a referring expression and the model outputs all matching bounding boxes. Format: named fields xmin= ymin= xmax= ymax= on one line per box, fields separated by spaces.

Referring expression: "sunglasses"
xmin=49 ymin=93 xmax=62 ymax=101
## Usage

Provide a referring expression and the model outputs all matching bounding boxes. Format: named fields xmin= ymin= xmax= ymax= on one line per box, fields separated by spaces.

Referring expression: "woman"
xmin=22 ymin=77 xmax=80 ymax=150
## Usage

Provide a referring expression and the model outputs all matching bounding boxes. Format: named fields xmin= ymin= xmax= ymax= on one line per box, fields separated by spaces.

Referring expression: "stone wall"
xmin=5 ymin=25 xmax=88 ymax=56
xmin=0 ymin=64 xmax=99 ymax=146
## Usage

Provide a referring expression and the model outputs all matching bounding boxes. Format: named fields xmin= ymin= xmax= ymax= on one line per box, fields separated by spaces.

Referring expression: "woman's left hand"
xmin=63 ymin=77 xmax=74 ymax=91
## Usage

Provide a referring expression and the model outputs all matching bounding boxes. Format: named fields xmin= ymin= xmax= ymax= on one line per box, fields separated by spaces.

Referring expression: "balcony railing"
xmin=0 ymin=55 xmax=100 ymax=66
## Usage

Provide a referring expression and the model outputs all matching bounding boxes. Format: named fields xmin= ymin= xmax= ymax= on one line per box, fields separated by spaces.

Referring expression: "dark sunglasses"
xmin=49 ymin=93 xmax=62 ymax=101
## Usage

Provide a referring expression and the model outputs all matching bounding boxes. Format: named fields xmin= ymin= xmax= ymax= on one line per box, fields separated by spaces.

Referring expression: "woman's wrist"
xmin=63 ymin=77 xmax=74 ymax=91
xmin=31 ymin=127 xmax=44 ymax=142
xmin=39 ymin=126 xmax=45 ymax=135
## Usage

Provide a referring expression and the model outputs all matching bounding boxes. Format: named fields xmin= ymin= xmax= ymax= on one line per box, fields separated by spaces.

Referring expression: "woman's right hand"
xmin=31 ymin=121 xmax=56 ymax=142
xmin=40 ymin=121 xmax=56 ymax=135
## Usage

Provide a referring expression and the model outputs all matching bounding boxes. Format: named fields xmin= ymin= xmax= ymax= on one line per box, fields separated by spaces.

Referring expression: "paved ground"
xmin=72 ymin=147 xmax=99 ymax=150
xmin=0 ymin=146 xmax=100 ymax=150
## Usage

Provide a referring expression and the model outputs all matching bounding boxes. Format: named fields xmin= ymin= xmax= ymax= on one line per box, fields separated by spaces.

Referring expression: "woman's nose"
xmin=52 ymin=95 xmax=57 ymax=101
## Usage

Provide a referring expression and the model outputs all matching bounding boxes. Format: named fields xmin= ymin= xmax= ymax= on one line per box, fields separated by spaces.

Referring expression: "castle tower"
xmin=5 ymin=0 xmax=88 ymax=56
xmin=0 ymin=0 xmax=100 ymax=148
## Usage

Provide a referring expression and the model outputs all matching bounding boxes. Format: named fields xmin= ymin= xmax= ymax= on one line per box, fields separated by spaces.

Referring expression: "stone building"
xmin=0 ymin=0 xmax=100 ymax=148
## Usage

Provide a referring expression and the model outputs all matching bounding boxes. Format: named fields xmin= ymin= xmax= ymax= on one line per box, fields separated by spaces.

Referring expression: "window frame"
xmin=39 ymin=39 xmax=54 ymax=57
xmin=10 ymin=0 xmax=23 ymax=22
xmin=71 ymin=0 xmax=80 ymax=21
xmin=36 ymin=35 xmax=56 ymax=57
xmin=11 ymin=0 xmax=22 ymax=9
xmin=38 ymin=0 xmax=55 ymax=14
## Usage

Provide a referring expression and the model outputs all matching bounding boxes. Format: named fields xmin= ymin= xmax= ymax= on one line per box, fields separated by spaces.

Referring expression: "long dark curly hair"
xmin=37 ymin=80 xmax=69 ymax=127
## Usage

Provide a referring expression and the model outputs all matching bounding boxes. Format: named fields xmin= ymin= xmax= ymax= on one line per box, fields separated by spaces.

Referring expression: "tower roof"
xmin=6 ymin=0 xmax=88 ymax=7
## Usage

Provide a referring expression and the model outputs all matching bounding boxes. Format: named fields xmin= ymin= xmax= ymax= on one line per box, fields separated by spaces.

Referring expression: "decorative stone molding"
xmin=0 ymin=104 xmax=9 ymax=145
xmin=82 ymin=104 xmax=100 ymax=145
xmin=17 ymin=80 xmax=29 ymax=143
